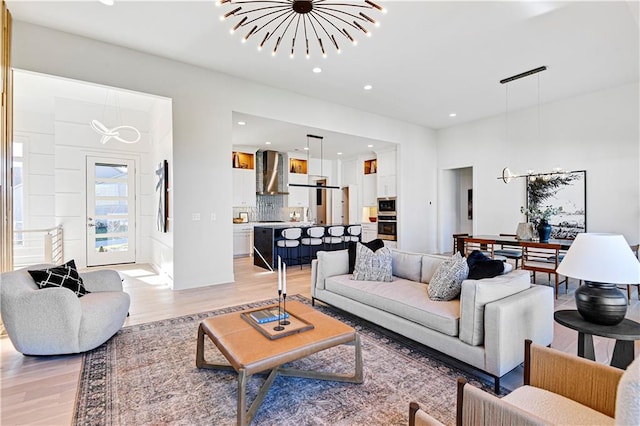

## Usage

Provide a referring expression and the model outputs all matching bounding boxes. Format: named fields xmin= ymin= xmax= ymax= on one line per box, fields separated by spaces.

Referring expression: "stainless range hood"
xmin=257 ymin=150 xmax=289 ymax=195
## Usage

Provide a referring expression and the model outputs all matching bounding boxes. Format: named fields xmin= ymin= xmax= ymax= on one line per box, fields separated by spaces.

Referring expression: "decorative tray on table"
xmin=241 ymin=304 xmax=314 ymax=340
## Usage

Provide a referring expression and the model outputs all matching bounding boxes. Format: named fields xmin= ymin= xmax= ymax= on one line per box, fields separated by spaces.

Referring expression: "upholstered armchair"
xmin=410 ymin=340 xmax=640 ymax=425
xmin=1 ymin=265 xmax=130 ymax=355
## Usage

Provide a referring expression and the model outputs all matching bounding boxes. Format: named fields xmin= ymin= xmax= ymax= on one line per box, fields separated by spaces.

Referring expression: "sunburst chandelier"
xmin=217 ymin=0 xmax=386 ymax=58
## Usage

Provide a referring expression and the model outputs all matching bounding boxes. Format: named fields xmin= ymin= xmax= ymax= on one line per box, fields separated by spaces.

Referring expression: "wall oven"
xmin=377 ymin=197 xmax=397 ymax=241
xmin=377 ymin=197 xmax=396 ymax=214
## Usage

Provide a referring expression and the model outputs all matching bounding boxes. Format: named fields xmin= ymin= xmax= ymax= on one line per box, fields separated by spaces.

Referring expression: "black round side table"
xmin=554 ymin=309 xmax=640 ymax=369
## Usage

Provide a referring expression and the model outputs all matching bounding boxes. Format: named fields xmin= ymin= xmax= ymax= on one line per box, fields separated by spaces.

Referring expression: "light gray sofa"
xmin=310 ymin=249 xmax=554 ymax=391
xmin=1 ymin=265 xmax=130 ymax=355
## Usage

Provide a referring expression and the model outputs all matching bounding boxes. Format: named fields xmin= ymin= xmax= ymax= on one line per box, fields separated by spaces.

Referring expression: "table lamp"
xmin=556 ymin=233 xmax=640 ymax=325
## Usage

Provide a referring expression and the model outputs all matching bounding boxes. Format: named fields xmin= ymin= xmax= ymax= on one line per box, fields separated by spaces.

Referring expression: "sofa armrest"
xmin=527 ymin=341 xmax=622 ymax=417
xmin=2 ymin=288 xmax=82 ymax=354
xmin=409 ymin=402 xmax=446 ymax=426
xmin=311 ymin=259 xmax=319 ymax=297
xmin=483 ymin=285 xmax=554 ymax=377
xmin=80 ymin=269 xmax=123 ymax=292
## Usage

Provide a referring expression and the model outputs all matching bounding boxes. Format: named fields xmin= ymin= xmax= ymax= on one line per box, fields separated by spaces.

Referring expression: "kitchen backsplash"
xmin=233 ymin=201 xmax=305 ymax=223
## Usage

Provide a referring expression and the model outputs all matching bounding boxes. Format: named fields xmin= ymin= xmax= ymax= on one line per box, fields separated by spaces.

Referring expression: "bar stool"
xmin=323 ymin=226 xmax=345 ymax=250
xmin=276 ymin=228 xmax=302 ymax=269
xmin=345 ymin=225 xmax=362 ymax=243
xmin=301 ymin=226 xmax=325 ymax=265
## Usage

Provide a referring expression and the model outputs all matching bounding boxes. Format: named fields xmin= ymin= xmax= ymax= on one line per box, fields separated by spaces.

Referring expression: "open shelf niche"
xmin=232 ymin=151 xmax=255 ymax=169
xmin=364 ymin=159 xmax=377 ymax=175
xmin=289 ymin=158 xmax=308 ymax=174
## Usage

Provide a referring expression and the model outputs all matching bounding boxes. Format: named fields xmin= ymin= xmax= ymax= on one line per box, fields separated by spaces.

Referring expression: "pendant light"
xmin=89 ymin=89 xmax=141 ymax=145
xmin=288 ymin=134 xmax=339 ymax=189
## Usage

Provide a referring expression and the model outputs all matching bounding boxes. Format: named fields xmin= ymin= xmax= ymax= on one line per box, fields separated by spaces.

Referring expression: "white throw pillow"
xmin=428 ymin=252 xmax=469 ymax=301
xmin=352 ymin=243 xmax=393 ymax=282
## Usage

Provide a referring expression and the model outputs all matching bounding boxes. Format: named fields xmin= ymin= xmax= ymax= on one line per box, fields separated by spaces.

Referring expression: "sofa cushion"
xmin=352 ymin=244 xmax=393 ymax=282
xmin=391 ymin=249 xmax=422 ymax=282
xmin=28 ymin=260 xmax=90 ymax=297
xmin=428 ymin=252 xmax=469 ymax=301
xmin=420 ymin=254 xmax=447 ymax=284
xmin=459 ymin=270 xmax=531 ymax=346
xmin=502 ymin=385 xmax=614 ymax=425
xmin=316 ymin=250 xmax=350 ymax=290
xmin=326 ymin=274 xmax=460 ymax=336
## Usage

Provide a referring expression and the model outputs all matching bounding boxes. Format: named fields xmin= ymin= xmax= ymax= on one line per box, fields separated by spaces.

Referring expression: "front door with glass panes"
xmin=86 ymin=157 xmax=136 ymax=266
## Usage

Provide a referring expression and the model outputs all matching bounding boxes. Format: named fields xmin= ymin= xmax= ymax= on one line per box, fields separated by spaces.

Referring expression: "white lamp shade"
xmin=556 ymin=233 xmax=640 ymax=284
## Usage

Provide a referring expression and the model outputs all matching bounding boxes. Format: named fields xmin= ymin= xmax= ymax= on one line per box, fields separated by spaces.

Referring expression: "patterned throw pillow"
xmin=428 ymin=252 xmax=469 ymax=301
xmin=28 ymin=259 xmax=90 ymax=297
xmin=352 ymin=243 xmax=393 ymax=282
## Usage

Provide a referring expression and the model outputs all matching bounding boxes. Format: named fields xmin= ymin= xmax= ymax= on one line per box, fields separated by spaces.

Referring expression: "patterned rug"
xmin=73 ymin=295 xmax=501 ymax=426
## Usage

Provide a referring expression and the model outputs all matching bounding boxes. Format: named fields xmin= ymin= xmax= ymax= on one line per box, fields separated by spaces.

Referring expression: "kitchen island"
xmin=253 ymin=223 xmax=359 ymax=270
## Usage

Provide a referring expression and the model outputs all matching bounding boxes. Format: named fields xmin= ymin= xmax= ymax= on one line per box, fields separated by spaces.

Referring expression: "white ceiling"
xmin=7 ymin=1 xmax=639 ymax=133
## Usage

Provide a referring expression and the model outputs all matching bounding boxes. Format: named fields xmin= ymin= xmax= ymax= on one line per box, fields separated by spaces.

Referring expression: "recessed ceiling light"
xmin=303 ymin=147 xmax=309 ymax=150
xmin=363 ymin=85 xmax=373 ymax=91
xmin=449 ymin=113 xmax=457 ymax=117
xmin=265 ymin=141 xmax=271 ymax=145
xmin=312 ymin=67 xmax=322 ymax=73
xmin=367 ymin=144 xmax=373 ymax=148
xmin=237 ymin=121 xmax=246 ymax=125
xmin=337 ymin=152 xmax=343 ymax=155
xmin=99 ymin=0 xmax=114 ymax=5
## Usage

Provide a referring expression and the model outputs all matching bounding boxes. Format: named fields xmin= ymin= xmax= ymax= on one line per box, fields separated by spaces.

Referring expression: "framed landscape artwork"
xmin=525 ymin=170 xmax=586 ymax=239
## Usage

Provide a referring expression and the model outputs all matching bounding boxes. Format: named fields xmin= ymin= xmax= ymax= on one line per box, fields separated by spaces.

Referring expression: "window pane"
xmin=95 ymin=181 xmax=128 ymax=197
xmin=13 ymin=142 xmax=23 ymax=157
xmin=95 ymin=164 xmax=128 ymax=179
xmin=95 ymin=200 xmax=128 ymax=215
xmin=95 ymin=219 xmax=128 ymax=234
xmin=95 ymin=237 xmax=128 ymax=252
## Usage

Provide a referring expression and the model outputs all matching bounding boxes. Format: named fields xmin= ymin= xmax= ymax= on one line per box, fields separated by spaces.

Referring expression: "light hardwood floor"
xmin=2 ymin=257 xmax=639 ymax=425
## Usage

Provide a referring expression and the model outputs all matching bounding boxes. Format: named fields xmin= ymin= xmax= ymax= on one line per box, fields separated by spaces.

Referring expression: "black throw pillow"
xmin=468 ymin=260 xmax=505 ymax=279
xmin=348 ymin=239 xmax=386 ymax=274
xmin=28 ymin=259 xmax=90 ymax=297
xmin=466 ymin=250 xmax=491 ymax=268
xmin=466 ymin=250 xmax=505 ymax=279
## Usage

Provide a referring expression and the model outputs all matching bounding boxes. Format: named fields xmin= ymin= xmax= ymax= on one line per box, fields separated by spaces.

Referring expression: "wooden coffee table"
xmin=196 ymin=300 xmax=363 ymax=425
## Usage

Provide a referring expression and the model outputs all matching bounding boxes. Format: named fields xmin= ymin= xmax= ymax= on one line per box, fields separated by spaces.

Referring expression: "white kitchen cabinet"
xmin=341 ymin=159 xmax=358 ymax=186
xmin=288 ymin=172 xmax=310 ymax=207
xmin=378 ymin=175 xmax=397 ymax=198
xmin=376 ymin=149 xmax=396 ymax=176
xmin=362 ymin=174 xmax=377 ymax=206
xmin=361 ymin=223 xmax=378 ymax=243
xmin=233 ymin=224 xmax=253 ymax=257
xmin=232 ymin=169 xmax=256 ymax=207
xmin=376 ymin=149 xmax=397 ymax=197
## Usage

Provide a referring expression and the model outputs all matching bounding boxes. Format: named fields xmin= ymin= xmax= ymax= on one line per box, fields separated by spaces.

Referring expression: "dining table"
xmin=455 ymin=234 xmax=575 ymax=255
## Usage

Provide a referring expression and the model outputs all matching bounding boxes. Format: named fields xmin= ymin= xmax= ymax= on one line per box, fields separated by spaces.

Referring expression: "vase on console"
xmin=537 ymin=219 xmax=552 ymax=243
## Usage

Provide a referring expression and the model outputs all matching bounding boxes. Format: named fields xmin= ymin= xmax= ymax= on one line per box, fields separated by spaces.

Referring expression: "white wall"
xmin=12 ymin=21 xmax=437 ymax=288
xmin=437 ymin=82 xmax=640 ymax=253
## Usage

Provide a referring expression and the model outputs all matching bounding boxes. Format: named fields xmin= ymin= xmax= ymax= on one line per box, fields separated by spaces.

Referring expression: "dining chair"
xmin=520 ymin=241 xmax=568 ymax=299
xmin=452 ymin=233 xmax=469 ymax=255
xmin=619 ymin=244 xmax=639 ymax=304
xmin=494 ymin=233 xmax=523 ymax=269
xmin=463 ymin=238 xmax=507 ymax=261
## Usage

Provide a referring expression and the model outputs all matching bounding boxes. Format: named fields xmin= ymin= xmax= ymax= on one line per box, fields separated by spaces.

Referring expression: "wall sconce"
xmin=498 ymin=166 xmax=575 ymax=184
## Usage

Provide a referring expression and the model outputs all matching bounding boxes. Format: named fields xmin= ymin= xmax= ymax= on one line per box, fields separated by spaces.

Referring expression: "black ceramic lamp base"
xmin=575 ymin=282 xmax=627 ymax=325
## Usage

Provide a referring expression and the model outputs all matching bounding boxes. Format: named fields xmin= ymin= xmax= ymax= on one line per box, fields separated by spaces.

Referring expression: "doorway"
xmin=316 ymin=179 xmax=327 ymax=224
xmin=439 ymin=167 xmax=473 ymax=254
xmin=86 ymin=156 xmax=136 ymax=266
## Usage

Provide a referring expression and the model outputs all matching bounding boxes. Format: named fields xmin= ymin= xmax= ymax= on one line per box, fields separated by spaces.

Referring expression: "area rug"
xmin=74 ymin=295 xmax=501 ymax=426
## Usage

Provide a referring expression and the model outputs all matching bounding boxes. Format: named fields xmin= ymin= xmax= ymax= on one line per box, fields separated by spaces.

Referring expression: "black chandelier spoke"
xmin=218 ymin=0 xmax=385 ymax=58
